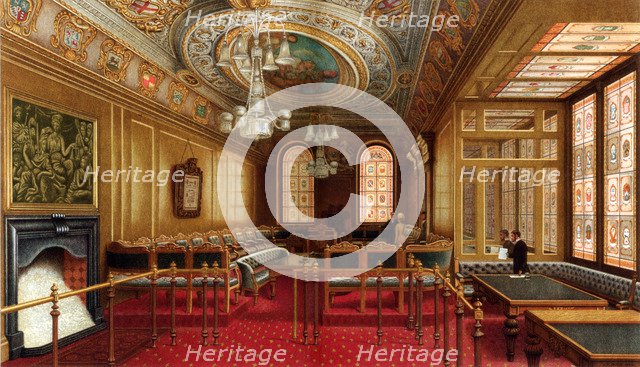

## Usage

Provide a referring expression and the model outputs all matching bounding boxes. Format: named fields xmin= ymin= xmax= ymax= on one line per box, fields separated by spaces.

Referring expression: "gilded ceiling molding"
xmin=50 ymin=11 xmax=96 ymax=63
xmin=176 ymin=69 xmax=200 ymax=87
xmin=1 ymin=0 xmax=42 ymax=36
xmin=168 ymin=81 xmax=189 ymax=112
xmin=179 ymin=7 xmax=395 ymax=101
xmin=97 ymin=39 xmax=133 ymax=82
xmin=104 ymin=0 xmax=191 ymax=34
xmin=228 ymin=0 xmax=271 ymax=10
xmin=138 ymin=61 xmax=165 ymax=98
xmin=192 ymin=95 xmax=211 ymax=124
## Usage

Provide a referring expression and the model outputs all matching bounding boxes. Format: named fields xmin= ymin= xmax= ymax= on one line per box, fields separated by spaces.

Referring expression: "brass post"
xmin=433 ymin=264 xmax=441 ymax=348
xmin=303 ymin=264 xmax=308 ymax=345
xmin=50 ymin=283 xmax=60 ymax=367
xmin=170 ymin=262 xmax=177 ymax=346
xmin=455 ymin=284 xmax=465 ymax=367
xmin=473 ymin=300 xmax=484 ymax=367
xmin=442 ymin=271 xmax=451 ymax=366
xmin=407 ymin=254 xmax=414 ymax=330
xmin=312 ymin=262 xmax=319 ymax=345
xmin=107 ymin=274 xmax=116 ymax=366
xmin=212 ymin=262 xmax=220 ymax=346
xmin=292 ymin=276 xmax=297 ymax=341
xmin=201 ymin=262 xmax=209 ymax=346
xmin=150 ymin=265 xmax=158 ymax=348
xmin=376 ymin=265 xmax=383 ymax=346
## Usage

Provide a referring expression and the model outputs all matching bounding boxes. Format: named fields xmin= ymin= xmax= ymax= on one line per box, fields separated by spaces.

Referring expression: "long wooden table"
xmin=524 ymin=310 xmax=640 ymax=367
xmin=472 ymin=274 xmax=608 ymax=361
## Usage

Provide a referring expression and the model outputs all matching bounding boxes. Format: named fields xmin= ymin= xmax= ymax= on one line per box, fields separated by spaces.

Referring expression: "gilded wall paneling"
xmin=50 ymin=10 xmax=96 ymax=63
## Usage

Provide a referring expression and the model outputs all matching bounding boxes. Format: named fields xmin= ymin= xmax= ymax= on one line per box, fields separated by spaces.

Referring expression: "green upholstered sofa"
xmin=236 ymin=247 xmax=289 ymax=305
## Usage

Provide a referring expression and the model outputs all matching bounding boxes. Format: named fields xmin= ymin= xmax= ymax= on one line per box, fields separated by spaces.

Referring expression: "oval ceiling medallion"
xmin=179 ymin=9 xmax=395 ymax=102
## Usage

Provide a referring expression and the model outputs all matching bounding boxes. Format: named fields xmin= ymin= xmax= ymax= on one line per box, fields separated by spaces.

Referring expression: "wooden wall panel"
xmin=433 ymin=121 xmax=455 ymax=238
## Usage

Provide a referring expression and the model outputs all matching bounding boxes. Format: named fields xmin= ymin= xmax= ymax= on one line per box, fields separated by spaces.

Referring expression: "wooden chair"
xmin=221 ymin=229 xmax=246 ymax=258
xmin=324 ymin=242 xmax=364 ymax=312
xmin=616 ymin=272 xmax=637 ymax=310
xmin=107 ymin=237 xmax=153 ymax=298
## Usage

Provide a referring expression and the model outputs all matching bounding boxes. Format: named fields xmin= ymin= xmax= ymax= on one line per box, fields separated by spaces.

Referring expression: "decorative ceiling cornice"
xmin=419 ymin=0 xmax=525 ymax=132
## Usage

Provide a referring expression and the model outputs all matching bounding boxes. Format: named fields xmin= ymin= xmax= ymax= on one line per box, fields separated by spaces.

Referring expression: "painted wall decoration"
xmin=138 ymin=61 xmax=165 ymax=98
xmin=1 ymin=0 xmax=41 ymax=36
xmin=6 ymin=94 xmax=96 ymax=210
xmin=192 ymin=95 xmax=210 ymax=124
xmin=167 ymin=81 xmax=188 ymax=112
xmin=264 ymin=33 xmax=340 ymax=89
xmin=97 ymin=39 xmax=133 ymax=82
xmin=104 ymin=0 xmax=191 ymax=33
xmin=406 ymin=0 xmax=489 ymax=132
xmin=50 ymin=11 xmax=96 ymax=63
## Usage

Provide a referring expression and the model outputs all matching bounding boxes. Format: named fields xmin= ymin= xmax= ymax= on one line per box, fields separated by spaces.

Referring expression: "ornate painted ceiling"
xmin=54 ymin=0 xmax=498 ymax=133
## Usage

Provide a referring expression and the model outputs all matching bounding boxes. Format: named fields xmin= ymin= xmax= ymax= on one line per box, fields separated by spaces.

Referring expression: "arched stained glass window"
xmin=359 ymin=145 xmax=394 ymax=222
xmin=282 ymin=146 xmax=314 ymax=223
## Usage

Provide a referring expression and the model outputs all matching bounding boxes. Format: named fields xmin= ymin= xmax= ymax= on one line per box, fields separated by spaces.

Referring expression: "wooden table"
xmin=524 ymin=310 xmax=640 ymax=367
xmin=472 ymin=274 xmax=608 ymax=361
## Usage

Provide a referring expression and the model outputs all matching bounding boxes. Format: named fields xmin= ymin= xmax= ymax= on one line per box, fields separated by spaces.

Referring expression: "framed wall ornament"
xmin=176 ymin=69 xmax=200 ymax=87
xmin=3 ymin=90 xmax=98 ymax=212
xmin=97 ymin=39 xmax=133 ymax=82
xmin=50 ymin=11 xmax=96 ymax=63
xmin=172 ymin=157 xmax=203 ymax=218
xmin=104 ymin=0 xmax=190 ymax=33
xmin=192 ymin=96 xmax=210 ymax=124
xmin=167 ymin=82 xmax=188 ymax=112
xmin=1 ymin=0 xmax=42 ymax=36
xmin=138 ymin=61 xmax=165 ymax=98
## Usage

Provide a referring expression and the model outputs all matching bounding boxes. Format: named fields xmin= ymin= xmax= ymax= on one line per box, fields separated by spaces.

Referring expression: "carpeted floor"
xmin=5 ymin=277 xmax=573 ymax=366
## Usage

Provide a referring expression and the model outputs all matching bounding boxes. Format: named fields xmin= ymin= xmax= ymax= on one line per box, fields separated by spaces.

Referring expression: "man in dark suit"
xmin=509 ymin=230 xmax=530 ymax=274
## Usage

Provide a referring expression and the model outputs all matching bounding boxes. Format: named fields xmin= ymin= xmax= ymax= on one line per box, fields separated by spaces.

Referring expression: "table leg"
xmin=503 ymin=315 xmax=519 ymax=362
xmin=524 ymin=332 xmax=542 ymax=367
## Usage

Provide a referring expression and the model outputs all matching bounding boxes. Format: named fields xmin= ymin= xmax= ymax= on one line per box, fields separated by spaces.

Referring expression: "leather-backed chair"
xmin=153 ymin=235 xmax=191 ymax=311
xmin=221 ymin=229 xmax=246 ymax=258
xmin=324 ymin=242 xmax=364 ymax=312
xmin=107 ymin=237 xmax=153 ymax=298
xmin=404 ymin=240 xmax=453 ymax=290
xmin=236 ymin=247 xmax=288 ymax=305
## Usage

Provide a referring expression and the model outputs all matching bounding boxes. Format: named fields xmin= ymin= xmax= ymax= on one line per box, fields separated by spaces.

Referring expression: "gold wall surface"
xmin=0 ymin=32 xmax=261 ymax=361
xmin=433 ymin=120 xmax=455 ymax=239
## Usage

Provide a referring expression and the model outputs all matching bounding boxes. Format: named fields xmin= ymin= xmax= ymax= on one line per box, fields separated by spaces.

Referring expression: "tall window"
xmin=542 ymin=114 xmax=559 ymax=254
xmin=360 ymin=145 xmax=394 ymax=222
xmin=604 ymin=72 xmax=636 ymax=270
xmin=501 ymin=140 xmax=517 ymax=231
xmin=282 ymin=146 xmax=314 ymax=223
xmin=572 ymin=94 xmax=597 ymax=261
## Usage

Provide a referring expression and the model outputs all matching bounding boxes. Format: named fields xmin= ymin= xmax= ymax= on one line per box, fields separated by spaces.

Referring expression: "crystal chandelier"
xmin=216 ymin=10 xmax=294 ymax=140
xmin=305 ymin=114 xmax=339 ymax=179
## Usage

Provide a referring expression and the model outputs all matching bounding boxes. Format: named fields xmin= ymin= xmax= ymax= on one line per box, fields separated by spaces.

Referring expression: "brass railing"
xmin=0 ymin=262 xmax=228 ymax=366
xmin=290 ymin=258 xmax=484 ymax=367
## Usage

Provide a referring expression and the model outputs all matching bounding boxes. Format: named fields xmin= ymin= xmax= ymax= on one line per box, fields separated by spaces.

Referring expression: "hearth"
xmin=4 ymin=215 xmax=104 ymax=359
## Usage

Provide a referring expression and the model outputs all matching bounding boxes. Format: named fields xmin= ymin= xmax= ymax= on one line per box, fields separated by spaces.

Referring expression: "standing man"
xmin=500 ymin=229 xmax=514 ymax=257
xmin=510 ymin=230 xmax=530 ymax=274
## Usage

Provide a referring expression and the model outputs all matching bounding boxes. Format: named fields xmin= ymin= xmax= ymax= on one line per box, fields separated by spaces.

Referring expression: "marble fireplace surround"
xmin=4 ymin=215 xmax=104 ymax=359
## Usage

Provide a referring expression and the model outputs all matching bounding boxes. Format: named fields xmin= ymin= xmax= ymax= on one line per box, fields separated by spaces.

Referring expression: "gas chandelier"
xmin=305 ymin=114 xmax=340 ymax=179
xmin=216 ymin=10 xmax=295 ymax=140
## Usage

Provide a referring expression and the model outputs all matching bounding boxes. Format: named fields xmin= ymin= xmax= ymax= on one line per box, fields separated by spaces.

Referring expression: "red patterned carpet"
xmin=6 ymin=277 xmax=572 ymax=366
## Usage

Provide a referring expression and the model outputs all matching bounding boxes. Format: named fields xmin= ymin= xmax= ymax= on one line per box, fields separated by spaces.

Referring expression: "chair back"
xmin=324 ymin=241 xmax=361 ymax=269
xmin=154 ymin=237 xmax=187 ymax=269
xmin=204 ymin=230 xmax=223 ymax=246
xmin=404 ymin=240 xmax=453 ymax=272
xmin=192 ymin=243 xmax=228 ymax=269
xmin=364 ymin=242 xmax=401 ymax=269
xmin=107 ymin=238 xmax=151 ymax=272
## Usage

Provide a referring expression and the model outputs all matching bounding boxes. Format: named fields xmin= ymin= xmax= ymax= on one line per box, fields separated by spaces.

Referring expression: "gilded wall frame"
xmin=3 ymin=89 xmax=98 ymax=212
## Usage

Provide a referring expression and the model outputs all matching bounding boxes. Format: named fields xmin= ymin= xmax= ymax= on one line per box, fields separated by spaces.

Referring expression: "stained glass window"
xmin=542 ymin=114 xmax=559 ymax=254
xmin=519 ymin=140 xmax=535 ymax=247
xmin=360 ymin=145 xmax=393 ymax=222
xmin=604 ymin=72 xmax=636 ymax=270
xmin=282 ymin=146 xmax=314 ymax=223
xmin=572 ymin=94 xmax=597 ymax=261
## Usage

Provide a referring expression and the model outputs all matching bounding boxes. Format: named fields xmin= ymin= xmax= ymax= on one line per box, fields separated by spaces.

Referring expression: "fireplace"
xmin=4 ymin=215 xmax=104 ymax=359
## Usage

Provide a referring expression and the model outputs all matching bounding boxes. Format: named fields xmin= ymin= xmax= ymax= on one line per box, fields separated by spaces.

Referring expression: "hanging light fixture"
xmin=305 ymin=113 xmax=339 ymax=179
xmin=214 ymin=10 xmax=295 ymax=140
